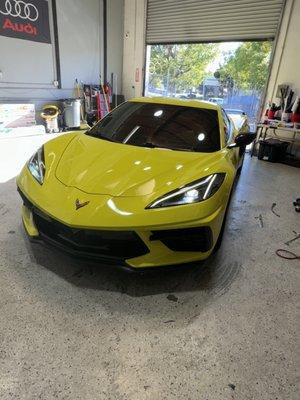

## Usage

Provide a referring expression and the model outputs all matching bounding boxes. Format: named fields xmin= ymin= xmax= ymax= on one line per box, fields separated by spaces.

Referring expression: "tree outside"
xmin=147 ymin=43 xmax=218 ymax=96
xmin=145 ymin=41 xmax=273 ymax=121
xmin=217 ymin=41 xmax=272 ymax=93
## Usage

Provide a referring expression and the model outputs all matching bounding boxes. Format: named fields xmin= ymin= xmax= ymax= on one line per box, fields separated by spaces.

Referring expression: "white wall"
xmin=266 ymin=0 xmax=300 ymax=101
xmin=0 ymin=0 xmax=103 ymax=102
xmin=56 ymin=0 xmax=103 ymax=93
xmin=122 ymin=0 xmax=147 ymax=100
xmin=264 ymin=0 xmax=300 ymax=157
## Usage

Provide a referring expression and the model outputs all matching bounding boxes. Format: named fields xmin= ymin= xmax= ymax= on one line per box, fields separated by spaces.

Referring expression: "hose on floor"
xmin=276 ymin=249 xmax=300 ymax=260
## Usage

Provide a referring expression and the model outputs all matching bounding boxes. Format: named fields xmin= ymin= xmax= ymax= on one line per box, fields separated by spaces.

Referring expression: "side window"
xmin=221 ymin=109 xmax=232 ymax=144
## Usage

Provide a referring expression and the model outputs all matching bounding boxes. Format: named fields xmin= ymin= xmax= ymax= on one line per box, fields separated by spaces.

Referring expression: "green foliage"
xmin=149 ymin=44 xmax=218 ymax=93
xmin=218 ymin=42 xmax=272 ymax=92
xmin=148 ymin=42 xmax=272 ymax=95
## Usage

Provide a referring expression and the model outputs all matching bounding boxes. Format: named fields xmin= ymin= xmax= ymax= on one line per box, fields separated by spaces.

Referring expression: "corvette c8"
xmin=17 ymin=97 xmax=254 ymax=269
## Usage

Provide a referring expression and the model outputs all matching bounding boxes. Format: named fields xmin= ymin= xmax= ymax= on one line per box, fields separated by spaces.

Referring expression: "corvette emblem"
xmin=75 ymin=199 xmax=90 ymax=210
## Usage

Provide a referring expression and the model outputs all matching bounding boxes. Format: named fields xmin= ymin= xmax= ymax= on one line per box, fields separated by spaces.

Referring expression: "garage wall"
xmin=56 ymin=0 xmax=102 ymax=94
xmin=0 ymin=0 xmax=103 ymax=102
xmin=122 ymin=0 xmax=147 ymax=100
xmin=122 ymin=0 xmax=287 ymax=101
xmin=264 ymin=0 xmax=300 ymax=157
xmin=265 ymin=0 xmax=300 ymax=101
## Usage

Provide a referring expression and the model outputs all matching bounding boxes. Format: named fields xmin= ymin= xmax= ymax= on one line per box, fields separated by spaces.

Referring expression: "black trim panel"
xmin=17 ymin=188 xmax=149 ymax=264
xmin=150 ymin=227 xmax=213 ymax=252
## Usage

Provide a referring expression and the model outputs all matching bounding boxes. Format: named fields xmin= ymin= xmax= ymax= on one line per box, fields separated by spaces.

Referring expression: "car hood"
xmin=55 ymin=133 xmax=219 ymax=197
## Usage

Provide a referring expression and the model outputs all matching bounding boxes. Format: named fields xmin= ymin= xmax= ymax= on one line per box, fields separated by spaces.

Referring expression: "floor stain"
xmin=167 ymin=294 xmax=178 ymax=302
xmin=255 ymin=214 xmax=264 ymax=228
xmin=285 ymin=233 xmax=300 ymax=246
xmin=271 ymin=202 xmax=281 ymax=217
xmin=0 ymin=203 xmax=9 ymax=216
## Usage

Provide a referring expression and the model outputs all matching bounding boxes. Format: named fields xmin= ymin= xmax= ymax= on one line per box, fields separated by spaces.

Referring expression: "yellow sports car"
xmin=17 ymin=97 xmax=254 ymax=269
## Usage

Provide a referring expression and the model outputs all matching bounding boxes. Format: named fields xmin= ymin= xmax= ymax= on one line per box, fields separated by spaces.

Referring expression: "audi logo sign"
xmin=0 ymin=0 xmax=39 ymax=21
xmin=0 ymin=0 xmax=51 ymax=43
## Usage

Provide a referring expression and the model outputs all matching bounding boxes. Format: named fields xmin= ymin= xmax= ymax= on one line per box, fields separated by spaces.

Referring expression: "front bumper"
xmin=18 ymin=187 xmax=225 ymax=268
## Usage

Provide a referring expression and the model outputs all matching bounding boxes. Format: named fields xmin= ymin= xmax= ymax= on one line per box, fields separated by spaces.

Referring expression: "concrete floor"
xmin=0 ymin=144 xmax=299 ymax=399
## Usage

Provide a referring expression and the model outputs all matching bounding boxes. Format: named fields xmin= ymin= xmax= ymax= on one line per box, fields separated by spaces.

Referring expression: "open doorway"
xmin=144 ymin=41 xmax=273 ymax=127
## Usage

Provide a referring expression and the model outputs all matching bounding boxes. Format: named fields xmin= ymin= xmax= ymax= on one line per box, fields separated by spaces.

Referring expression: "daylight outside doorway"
xmin=144 ymin=41 xmax=273 ymax=127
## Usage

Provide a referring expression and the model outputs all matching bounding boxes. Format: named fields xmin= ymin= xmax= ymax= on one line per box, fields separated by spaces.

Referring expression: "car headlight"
xmin=146 ymin=173 xmax=226 ymax=209
xmin=28 ymin=146 xmax=45 ymax=185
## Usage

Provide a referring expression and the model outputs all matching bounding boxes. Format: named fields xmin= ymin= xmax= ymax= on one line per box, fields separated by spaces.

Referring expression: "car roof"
xmin=130 ymin=96 xmax=220 ymax=111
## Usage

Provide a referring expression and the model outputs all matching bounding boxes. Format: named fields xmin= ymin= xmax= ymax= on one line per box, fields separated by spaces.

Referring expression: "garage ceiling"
xmin=146 ymin=0 xmax=285 ymax=44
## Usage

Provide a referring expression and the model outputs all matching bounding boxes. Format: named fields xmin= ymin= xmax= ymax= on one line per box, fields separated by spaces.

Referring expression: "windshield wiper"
xmin=142 ymin=142 xmax=157 ymax=148
xmin=123 ymin=126 xmax=141 ymax=143
xmin=98 ymin=136 xmax=116 ymax=142
xmin=140 ymin=142 xmax=172 ymax=150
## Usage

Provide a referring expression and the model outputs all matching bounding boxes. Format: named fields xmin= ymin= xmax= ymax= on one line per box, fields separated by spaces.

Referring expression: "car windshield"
xmin=87 ymin=101 xmax=220 ymax=153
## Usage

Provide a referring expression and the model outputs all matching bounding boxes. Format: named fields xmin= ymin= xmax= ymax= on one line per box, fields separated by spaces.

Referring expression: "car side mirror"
xmin=227 ymin=132 xmax=256 ymax=148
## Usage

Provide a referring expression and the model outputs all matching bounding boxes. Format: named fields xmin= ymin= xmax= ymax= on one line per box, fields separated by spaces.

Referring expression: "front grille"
xmin=18 ymin=189 xmax=149 ymax=261
xmin=32 ymin=209 xmax=149 ymax=260
xmin=150 ymin=227 xmax=213 ymax=252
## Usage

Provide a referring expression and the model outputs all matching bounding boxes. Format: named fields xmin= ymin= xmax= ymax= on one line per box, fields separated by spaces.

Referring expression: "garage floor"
xmin=0 ymin=146 xmax=299 ymax=399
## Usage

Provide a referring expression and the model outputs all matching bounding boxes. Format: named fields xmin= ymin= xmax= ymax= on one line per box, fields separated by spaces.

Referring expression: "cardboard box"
xmin=0 ymin=104 xmax=36 ymax=132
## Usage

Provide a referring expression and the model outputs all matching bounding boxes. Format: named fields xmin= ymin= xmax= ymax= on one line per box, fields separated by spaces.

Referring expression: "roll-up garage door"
xmin=146 ymin=0 xmax=285 ymax=44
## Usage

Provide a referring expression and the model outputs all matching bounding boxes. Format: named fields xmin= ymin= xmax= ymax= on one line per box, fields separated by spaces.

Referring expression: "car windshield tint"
xmin=87 ymin=102 xmax=220 ymax=152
